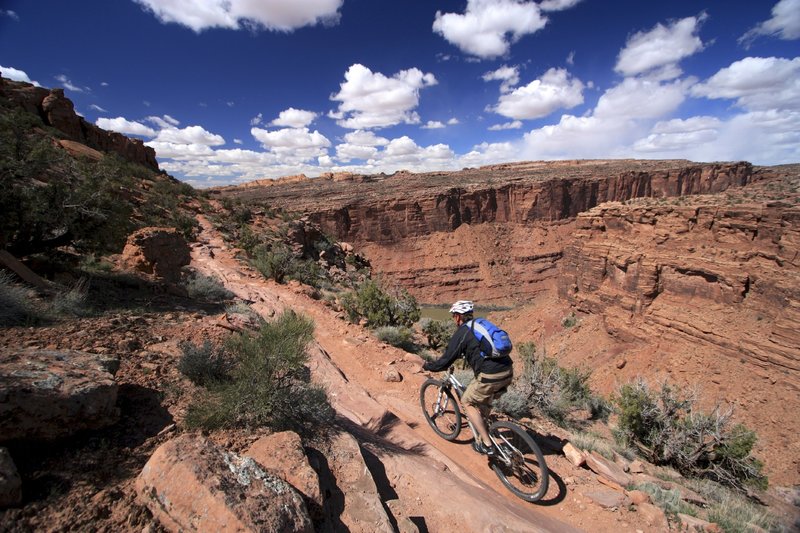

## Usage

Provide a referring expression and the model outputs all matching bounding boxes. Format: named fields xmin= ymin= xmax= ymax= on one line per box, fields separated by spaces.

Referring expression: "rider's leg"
xmin=464 ymin=403 xmax=492 ymax=446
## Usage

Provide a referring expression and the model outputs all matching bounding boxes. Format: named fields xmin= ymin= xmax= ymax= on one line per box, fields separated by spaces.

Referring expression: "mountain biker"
xmin=421 ymin=300 xmax=513 ymax=456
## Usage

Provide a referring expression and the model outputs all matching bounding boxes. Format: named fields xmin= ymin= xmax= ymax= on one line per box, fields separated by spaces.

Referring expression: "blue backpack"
xmin=466 ymin=318 xmax=513 ymax=359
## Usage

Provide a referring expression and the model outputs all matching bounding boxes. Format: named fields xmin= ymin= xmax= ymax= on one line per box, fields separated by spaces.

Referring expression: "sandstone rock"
xmin=562 ymin=443 xmax=586 ymax=467
xmin=585 ymin=451 xmax=633 ymax=487
xmin=584 ymin=488 xmax=626 ymax=509
xmin=42 ymin=89 xmax=82 ymax=140
xmin=636 ymin=502 xmax=668 ymax=529
xmin=245 ymin=431 xmax=322 ymax=515
xmin=626 ymin=490 xmax=651 ymax=505
xmin=678 ymin=513 xmax=722 ymax=532
xmin=0 ymin=349 xmax=119 ymax=441
xmin=384 ymin=369 xmax=402 ymax=382
xmin=136 ymin=434 xmax=312 ymax=533
xmin=0 ymin=447 xmax=22 ymax=508
xmin=628 ymin=460 xmax=645 ymax=474
xmin=120 ymin=227 xmax=190 ymax=282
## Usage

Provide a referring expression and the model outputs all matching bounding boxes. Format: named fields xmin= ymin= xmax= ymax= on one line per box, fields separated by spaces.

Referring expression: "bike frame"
xmin=436 ymin=367 xmax=516 ymax=466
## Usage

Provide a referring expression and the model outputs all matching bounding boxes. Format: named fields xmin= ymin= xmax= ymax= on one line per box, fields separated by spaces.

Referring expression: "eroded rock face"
xmin=0 ymin=77 xmax=158 ymax=171
xmin=120 ymin=227 xmax=190 ymax=282
xmin=0 ymin=349 xmax=120 ymax=441
xmin=136 ymin=434 xmax=313 ymax=533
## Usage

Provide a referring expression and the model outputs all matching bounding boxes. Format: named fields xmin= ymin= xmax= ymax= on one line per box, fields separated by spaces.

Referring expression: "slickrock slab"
xmin=0 ymin=349 xmax=119 ymax=441
xmin=585 ymin=451 xmax=633 ymax=487
xmin=136 ymin=434 xmax=312 ymax=533
xmin=635 ymin=502 xmax=668 ymax=529
xmin=584 ymin=488 xmax=627 ymax=509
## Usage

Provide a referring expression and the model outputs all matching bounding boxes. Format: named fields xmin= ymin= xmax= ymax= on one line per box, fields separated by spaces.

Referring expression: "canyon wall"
xmin=1 ymin=77 xmax=159 ymax=171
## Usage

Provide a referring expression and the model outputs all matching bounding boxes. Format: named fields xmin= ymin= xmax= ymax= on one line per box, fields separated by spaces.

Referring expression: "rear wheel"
xmin=489 ymin=421 xmax=549 ymax=502
xmin=420 ymin=379 xmax=462 ymax=441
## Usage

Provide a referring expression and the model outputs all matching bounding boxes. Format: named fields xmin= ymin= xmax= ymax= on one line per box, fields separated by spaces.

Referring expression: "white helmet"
xmin=449 ymin=300 xmax=474 ymax=314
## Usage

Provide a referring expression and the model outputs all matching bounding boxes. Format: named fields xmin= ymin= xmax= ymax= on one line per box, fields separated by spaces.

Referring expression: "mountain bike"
xmin=420 ymin=366 xmax=549 ymax=502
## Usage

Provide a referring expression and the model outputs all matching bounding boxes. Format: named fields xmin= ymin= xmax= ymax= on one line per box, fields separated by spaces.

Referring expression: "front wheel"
xmin=420 ymin=379 xmax=462 ymax=441
xmin=489 ymin=421 xmax=549 ymax=502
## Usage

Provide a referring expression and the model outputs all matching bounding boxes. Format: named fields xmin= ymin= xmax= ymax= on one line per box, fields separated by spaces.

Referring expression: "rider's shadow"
xmin=520 ymin=426 xmax=569 ymax=506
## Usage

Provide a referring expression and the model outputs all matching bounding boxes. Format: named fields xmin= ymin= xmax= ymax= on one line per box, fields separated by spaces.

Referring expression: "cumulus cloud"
xmin=0 ymin=65 xmax=39 ymax=85
xmin=447 ymin=118 xmax=460 ymax=125
xmin=134 ymin=0 xmax=343 ymax=33
xmin=615 ymin=15 xmax=706 ymax=78
xmin=153 ymin=125 xmax=225 ymax=145
xmin=330 ymin=64 xmax=437 ymax=129
xmin=233 ymin=138 xmax=243 ymax=144
xmin=740 ymin=0 xmax=800 ymax=45
xmin=271 ymin=107 xmax=317 ymax=128
xmin=423 ymin=121 xmax=446 ymax=129
xmin=250 ymin=126 xmax=331 ymax=164
xmin=146 ymin=141 xmax=215 ymax=159
xmin=491 ymin=68 xmax=584 ymax=120
xmin=690 ymin=56 xmax=800 ymax=111
xmin=483 ymin=65 xmax=520 ymax=93
xmin=96 ymin=117 xmax=157 ymax=137
xmin=595 ymin=77 xmax=689 ymax=120
xmin=489 ymin=120 xmax=523 ymax=130
xmin=433 ymin=0 xmax=548 ymax=59
xmin=633 ymin=116 xmax=721 ymax=153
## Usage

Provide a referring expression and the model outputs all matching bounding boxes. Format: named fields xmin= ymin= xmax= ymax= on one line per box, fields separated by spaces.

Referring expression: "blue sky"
xmin=1 ymin=0 xmax=799 ymax=187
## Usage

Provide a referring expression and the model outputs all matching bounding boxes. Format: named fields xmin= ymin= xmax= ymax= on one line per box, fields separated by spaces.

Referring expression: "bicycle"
xmin=420 ymin=366 xmax=549 ymax=503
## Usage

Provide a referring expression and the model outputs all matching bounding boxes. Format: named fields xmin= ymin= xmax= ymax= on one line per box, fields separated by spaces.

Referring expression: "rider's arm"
xmin=422 ymin=325 xmax=468 ymax=372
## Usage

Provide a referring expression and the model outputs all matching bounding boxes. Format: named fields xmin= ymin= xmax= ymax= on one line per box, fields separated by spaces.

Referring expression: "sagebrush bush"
xmin=420 ymin=317 xmax=456 ymax=349
xmin=340 ymin=279 xmax=420 ymax=328
xmin=688 ymin=479 xmax=777 ymax=532
xmin=251 ymin=244 xmax=322 ymax=287
xmin=0 ymin=271 xmax=40 ymax=325
xmin=374 ymin=325 xmax=416 ymax=351
xmin=178 ymin=340 xmax=231 ymax=386
xmin=515 ymin=341 xmax=609 ymax=425
xmin=185 ymin=311 xmax=334 ymax=437
xmin=493 ymin=387 xmax=530 ymax=419
xmin=50 ymin=278 xmax=92 ymax=317
xmin=184 ymin=273 xmax=234 ymax=302
xmin=613 ymin=379 xmax=767 ymax=491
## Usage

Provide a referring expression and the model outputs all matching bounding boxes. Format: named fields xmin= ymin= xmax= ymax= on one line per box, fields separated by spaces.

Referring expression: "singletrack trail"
xmin=190 ymin=215 xmax=638 ymax=533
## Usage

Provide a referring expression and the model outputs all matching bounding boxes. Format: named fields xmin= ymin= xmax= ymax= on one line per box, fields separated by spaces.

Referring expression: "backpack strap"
xmin=466 ymin=319 xmax=495 ymax=357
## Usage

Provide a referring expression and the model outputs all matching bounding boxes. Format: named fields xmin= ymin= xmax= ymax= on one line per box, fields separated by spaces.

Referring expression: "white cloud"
xmin=433 ymin=0 xmax=548 ymax=59
xmin=89 ymin=104 xmax=107 ymax=113
xmin=55 ymin=74 xmax=85 ymax=92
xmin=741 ymin=0 xmax=800 ymax=44
xmin=483 ymin=65 xmax=520 ymax=93
xmin=447 ymin=118 xmax=460 ymax=125
xmin=0 ymin=65 xmax=39 ymax=86
xmin=458 ymin=141 xmax=518 ymax=167
xmin=336 ymin=143 xmax=379 ymax=162
xmin=96 ymin=117 xmax=157 ymax=137
xmin=595 ymin=77 xmax=689 ymax=120
xmin=633 ymin=117 xmax=721 ymax=153
xmin=134 ymin=0 xmax=343 ymax=33
xmin=343 ymin=130 xmax=389 ymax=146
xmin=491 ymin=68 xmax=584 ymax=120
xmin=234 ymin=138 xmax=243 ymax=144
xmin=1 ymin=10 xmax=19 ymax=20
xmin=153 ymin=125 xmax=225 ymax=145
xmin=100 ymin=81 xmax=109 ymax=87
xmin=615 ymin=15 xmax=706 ymax=78
xmin=146 ymin=114 xmax=181 ymax=128
xmin=146 ymin=141 xmax=215 ymax=159
xmin=423 ymin=121 xmax=446 ymax=129
xmin=489 ymin=120 xmax=523 ymax=130
xmin=690 ymin=56 xmax=800 ymax=111
xmin=271 ymin=107 xmax=317 ymax=128
xmin=250 ymin=126 xmax=331 ymax=164
xmin=330 ymin=64 xmax=437 ymax=129
xmin=250 ymin=112 xmax=263 ymax=126
xmin=539 ymin=0 xmax=582 ymax=11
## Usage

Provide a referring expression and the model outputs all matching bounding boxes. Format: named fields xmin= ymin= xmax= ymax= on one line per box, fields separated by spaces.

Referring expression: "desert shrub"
xmin=185 ymin=311 xmax=333 ymax=436
xmin=374 ymin=325 xmax=416 ymax=351
xmin=178 ymin=340 xmax=231 ymax=386
xmin=687 ymin=479 xmax=778 ymax=533
xmin=183 ymin=273 xmax=234 ymax=302
xmin=561 ymin=312 xmax=578 ymax=328
xmin=340 ymin=279 xmax=420 ymax=328
xmin=613 ymin=379 xmax=767 ymax=491
xmin=50 ymin=278 xmax=92 ymax=317
xmin=514 ymin=341 xmax=609 ymax=426
xmin=251 ymin=244 xmax=322 ymax=287
xmin=633 ymin=482 xmax=699 ymax=519
xmin=0 ymin=271 xmax=41 ymax=325
xmin=493 ymin=387 xmax=530 ymax=419
xmin=420 ymin=317 xmax=456 ymax=349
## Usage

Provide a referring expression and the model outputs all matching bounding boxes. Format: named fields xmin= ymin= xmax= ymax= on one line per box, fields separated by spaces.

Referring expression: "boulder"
xmin=245 ymin=431 xmax=322 ymax=515
xmin=136 ymin=434 xmax=312 ymax=533
xmin=0 ymin=447 xmax=22 ymax=508
xmin=0 ymin=349 xmax=119 ymax=441
xmin=636 ymin=502 xmax=668 ymax=529
xmin=120 ymin=227 xmax=190 ymax=282
xmin=384 ymin=369 xmax=402 ymax=382
xmin=585 ymin=451 xmax=633 ymax=487
xmin=584 ymin=488 xmax=626 ymax=509
xmin=562 ymin=442 xmax=586 ymax=467
xmin=678 ymin=513 xmax=723 ymax=532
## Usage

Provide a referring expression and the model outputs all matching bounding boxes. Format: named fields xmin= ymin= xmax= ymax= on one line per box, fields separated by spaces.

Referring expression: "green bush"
xmin=340 ymin=279 xmax=420 ymax=328
xmin=251 ymin=244 xmax=322 ymax=287
xmin=613 ymin=379 xmax=767 ymax=491
xmin=420 ymin=317 xmax=456 ymax=349
xmin=185 ymin=311 xmax=333 ymax=436
xmin=183 ymin=273 xmax=234 ymax=302
xmin=374 ymin=325 xmax=415 ymax=351
xmin=493 ymin=387 xmax=530 ymax=419
xmin=0 ymin=271 xmax=41 ymax=325
xmin=178 ymin=340 xmax=231 ymax=386
xmin=514 ymin=342 xmax=608 ymax=426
